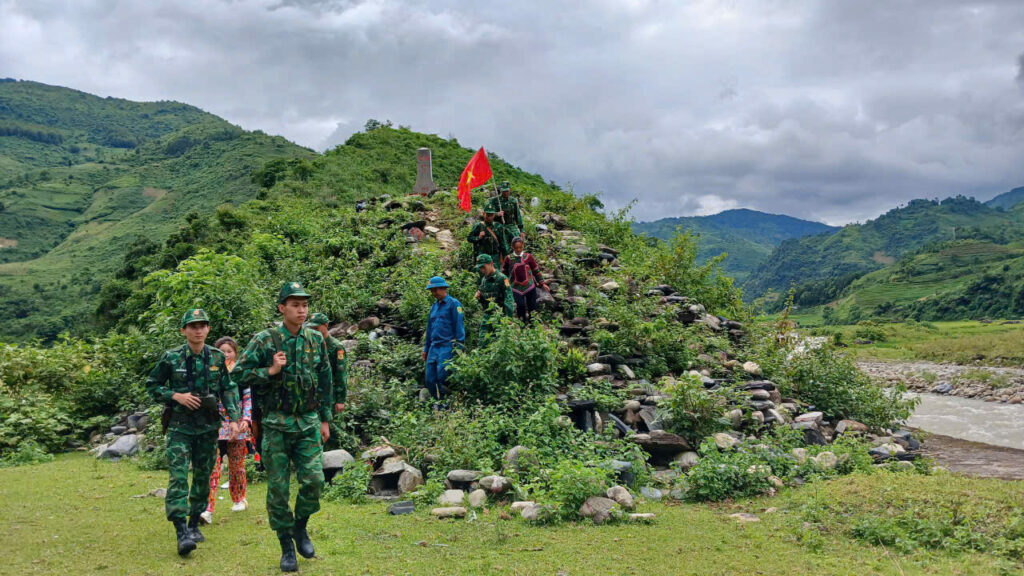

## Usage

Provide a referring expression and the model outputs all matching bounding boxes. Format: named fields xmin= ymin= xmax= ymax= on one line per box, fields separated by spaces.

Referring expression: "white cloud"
xmin=2 ymin=0 xmax=1023 ymax=223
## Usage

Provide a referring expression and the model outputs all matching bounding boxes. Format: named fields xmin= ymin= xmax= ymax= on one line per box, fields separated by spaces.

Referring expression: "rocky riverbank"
xmin=858 ymin=360 xmax=1024 ymax=404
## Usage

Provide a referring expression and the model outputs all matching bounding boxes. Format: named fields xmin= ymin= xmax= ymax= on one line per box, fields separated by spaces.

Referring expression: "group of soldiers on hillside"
xmin=146 ymin=183 xmax=545 ymax=572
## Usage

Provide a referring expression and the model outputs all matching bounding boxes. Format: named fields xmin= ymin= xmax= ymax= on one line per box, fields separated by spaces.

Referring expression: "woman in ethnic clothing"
xmin=201 ymin=336 xmax=253 ymax=523
xmin=502 ymin=236 xmax=548 ymax=324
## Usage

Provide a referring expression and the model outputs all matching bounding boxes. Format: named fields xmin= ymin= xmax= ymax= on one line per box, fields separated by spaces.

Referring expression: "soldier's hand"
xmin=497 ymin=210 xmax=504 ymax=217
xmin=172 ymin=392 xmax=202 ymax=410
xmin=268 ymin=351 xmax=287 ymax=376
xmin=334 ymin=403 xmax=345 ymax=413
xmin=474 ymin=290 xmax=481 ymax=300
xmin=478 ymin=230 xmax=486 ymax=239
xmin=320 ymin=421 xmax=331 ymax=443
xmin=227 ymin=421 xmax=240 ymax=441
xmin=422 ymin=351 xmax=428 ymax=361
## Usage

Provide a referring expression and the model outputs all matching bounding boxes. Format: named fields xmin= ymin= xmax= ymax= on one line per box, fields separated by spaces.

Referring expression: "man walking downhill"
xmin=422 ymin=276 xmax=465 ymax=404
xmin=474 ymin=254 xmax=514 ymax=341
xmin=235 ymin=282 xmax=333 ymax=572
xmin=467 ymin=207 xmax=508 ymax=264
xmin=486 ymin=181 xmax=523 ymax=240
xmin=146 ymin=308 xmax=240 ymax=557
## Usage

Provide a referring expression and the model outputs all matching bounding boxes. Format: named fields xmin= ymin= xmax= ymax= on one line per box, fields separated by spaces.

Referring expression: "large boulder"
xmin=633 ymin=430 xmax=690 ymax=463
xmin=431 ymin=507 xmax=467 ymax=519
xmin=478 ymin=475 xmax=511 ymax=494
xmin=439 ymin=489 xmax=466 ymax=507
xmin=606 ymin=486 xmax=635 ymax=510
xmin=397 ymin=466 xmax=424 ymax=494
xmin=98 ymin=434 xmax=140 ymax=459
xmin=578 ymin=496 xmax=618 ymax=525
xmin=322 ymin=449 xmax=354 ymax=471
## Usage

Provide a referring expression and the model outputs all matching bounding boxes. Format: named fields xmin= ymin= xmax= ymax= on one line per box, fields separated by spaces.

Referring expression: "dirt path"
xmin=921 ymin=433 xmax=1024 ymax=480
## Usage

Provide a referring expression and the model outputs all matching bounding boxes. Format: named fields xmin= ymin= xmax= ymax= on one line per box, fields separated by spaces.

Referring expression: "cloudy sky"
xmin=2 ymin=0 xmax=1024 ymax=224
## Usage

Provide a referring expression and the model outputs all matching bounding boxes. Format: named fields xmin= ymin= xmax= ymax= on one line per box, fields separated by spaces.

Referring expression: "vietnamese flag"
xmin=457 ymin=147 xmax=492 ymax=212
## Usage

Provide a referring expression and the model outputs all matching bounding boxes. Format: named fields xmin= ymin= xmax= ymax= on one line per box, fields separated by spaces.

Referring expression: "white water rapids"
xmin=907 ymin=392 xmax=1024 ymax=450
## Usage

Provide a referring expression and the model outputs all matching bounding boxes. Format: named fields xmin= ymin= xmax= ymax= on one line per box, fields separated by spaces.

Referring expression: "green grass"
xmin=796 ymin=320 xmax=1024 ymax=366
xmin=1 ymin=453 xmax=1020 ymax=575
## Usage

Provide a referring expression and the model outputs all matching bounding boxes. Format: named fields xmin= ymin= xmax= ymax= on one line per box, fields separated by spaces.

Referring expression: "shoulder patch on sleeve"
xmin=504 ymin=278 xmax=510 ymax=287
xmin=337 ymin=350 xmax=345 ymax=360
xmin=210 ymin=365 xmax=219 ymax=372
xmin=457 ymin=306 xmax=463 ymax=314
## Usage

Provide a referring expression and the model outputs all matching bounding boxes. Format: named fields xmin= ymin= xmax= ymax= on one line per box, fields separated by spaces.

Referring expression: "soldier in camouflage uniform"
xmin=234 ymin=282 xmax=333 ymax=573
xmin=305 ymin=312 xmax=348 ymax=413
xmin=146 ymin=308 xmax=241 ymax=557
xmin=486 ymin=181 xmax=523 ymax=239
xmin=473 ymin=254 xmax=514 ymax=341
xmin=467 ymin=207 xmax=509 ymax=264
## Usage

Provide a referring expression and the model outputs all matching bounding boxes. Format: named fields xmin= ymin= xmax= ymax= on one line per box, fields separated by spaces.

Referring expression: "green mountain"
xmin=0 ymin=80 xmax=313 ymax=341
xmin=791 ymin=238 xmax=1024 ymax=324
xmin=744 ymin=196 xmax=1024 ymax=300
xmin=632 ymin=209 xmax=837 ymax=283
xmin=985 ymin=186 xmax=1024 ymax=210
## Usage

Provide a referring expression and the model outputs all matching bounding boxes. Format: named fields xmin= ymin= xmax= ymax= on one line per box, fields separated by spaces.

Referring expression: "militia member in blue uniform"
xmin=422 ymin=276 xmax=465 ymax=401
xmin=146 ymin=308 xmax=241 ymax=557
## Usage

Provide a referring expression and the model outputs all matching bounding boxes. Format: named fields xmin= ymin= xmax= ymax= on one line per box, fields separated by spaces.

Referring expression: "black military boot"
xmin=278 ymin=533 xmax=298 ymax=572
xmin=293 ymin=516 xmax=315 ymax=559
xmin=174 ymin=520 xmax=196 ymax=556
xmin=187 ymin=515 xmax=205 ymax=543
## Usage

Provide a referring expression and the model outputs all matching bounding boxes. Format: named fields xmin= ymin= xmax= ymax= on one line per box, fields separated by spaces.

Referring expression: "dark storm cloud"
xmin=2 ymin=0 xmax=1023 ymax=224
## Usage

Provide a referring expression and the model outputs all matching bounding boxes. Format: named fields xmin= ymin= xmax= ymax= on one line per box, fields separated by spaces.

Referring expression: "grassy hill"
xmin=745 ymin=196 xmax=1024 ymax=302
xmin=0 ymin=80 xmax=313 ymax=341
xmin=789 ymin=239 xmax=1024 ymax=324
xmin=632 ymin=209 xmax=837 ymax=283
xmin=985 ymin=186 xmax=1024 ymax=210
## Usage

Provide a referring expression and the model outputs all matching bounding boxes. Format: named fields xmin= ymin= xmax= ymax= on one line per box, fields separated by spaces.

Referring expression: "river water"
xmin=908 ymin=392 xmax=1024 ymax=450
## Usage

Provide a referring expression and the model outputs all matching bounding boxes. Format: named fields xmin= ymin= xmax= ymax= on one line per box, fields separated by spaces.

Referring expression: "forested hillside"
xmin=745 ymin=196 xmax=1024 ymax=301
xmin=632 ymin=209 xmax=837 ymax=283
xmin=0 ymin=80 xmax=313 ymax=340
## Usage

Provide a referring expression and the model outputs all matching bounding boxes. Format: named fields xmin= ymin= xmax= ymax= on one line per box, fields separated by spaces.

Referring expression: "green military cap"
xmin=181 ymin=308 xmax=210 ymax=328
xmin=500 ymin=181 xmax=511 ymax=192
xmin=278 ymin=281 xmax=312 ymax=304
xmin=484 ymin=206 xmax=498 ymax=214
xmin=475 ymin=253 xmax=494 ymax=270
xmin=306 ymin=312 xmax=330 ymax=327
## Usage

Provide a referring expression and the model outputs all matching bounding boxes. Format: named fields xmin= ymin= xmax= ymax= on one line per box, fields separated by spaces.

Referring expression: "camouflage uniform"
xmin=146 ymin=309 xmax=240 ymax=525
xmin=486 ymin=183 xmax=523 ymax=239
xmin=306 ymin=312 xmax=348 ymax=405
xmin=475 ymin=254 xmax=514 ymax=340
xmin=467 ymin=210 xmax=509 ymax=263
xmin=234 ymin=285 xmax=333 ymax=539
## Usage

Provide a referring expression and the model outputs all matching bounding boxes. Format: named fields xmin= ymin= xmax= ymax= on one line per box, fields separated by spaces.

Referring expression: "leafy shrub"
xmin=660 ymin=373 xmax=731 ymax=446
xmin=684 ymin=438 xmax=776 ymax=501
xmin=783 ymin=348 xmax=917 ymax=429
xmin=853 ymin=325 xmax=887 ymax=342
xmin=0 ymin=391 xmax=74 ymax=456
xmin=0 ymin=441 xmax=55 ymax=468
xmin=530 ymin=459 xmax=616 ymax=520
xmin=447 ymin=319 xmax=558 ymax=406
xmin=322 ymin=460 xmax=372 ymax=503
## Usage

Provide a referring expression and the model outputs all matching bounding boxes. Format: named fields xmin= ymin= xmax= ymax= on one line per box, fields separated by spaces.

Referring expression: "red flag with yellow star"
xmin=457 ymin=147 xmax=492 ymax=212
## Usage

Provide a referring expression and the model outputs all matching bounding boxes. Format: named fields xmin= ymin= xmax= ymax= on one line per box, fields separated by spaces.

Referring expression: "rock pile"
xmin=858 ymin=360 xmax=1024 ymax=404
